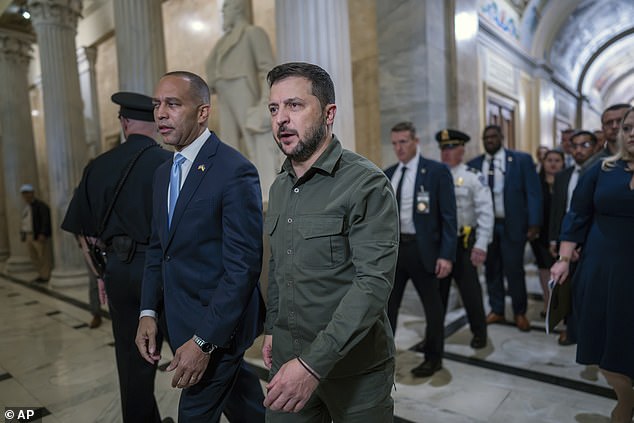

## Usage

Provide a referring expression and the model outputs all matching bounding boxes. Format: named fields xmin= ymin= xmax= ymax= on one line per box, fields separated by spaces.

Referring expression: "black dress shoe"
xmin=410 ymin=339 xmax=426 ymax=353
xmin=161 ymin=418 xmax=175 ymax=423
xmin=470 ymin=335 xmax=487 ymax=349
xmin=410 ymin=359 xmax=442 ymax=378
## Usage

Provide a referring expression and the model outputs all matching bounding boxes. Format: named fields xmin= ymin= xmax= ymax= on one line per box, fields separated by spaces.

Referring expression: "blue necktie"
xmin=168 ymin=153 xmax=186 ymax=227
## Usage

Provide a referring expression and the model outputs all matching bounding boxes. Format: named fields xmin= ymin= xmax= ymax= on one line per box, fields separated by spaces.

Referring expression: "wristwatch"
xmin=193 ymin=335 xmax=217 ymax=354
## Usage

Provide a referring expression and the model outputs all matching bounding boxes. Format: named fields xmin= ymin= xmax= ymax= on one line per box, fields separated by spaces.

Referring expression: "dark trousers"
xmin=105 ymin=252 xmax=163 ymax=423
xmin=387 ymin=239 xmax=444 ymax=361
xmin=485 ymin=221 xmax=528 ymax=315
xmin=178 ymin=350 xmax=265 ymax=423
xmin=440 ymin=242 xmax=487 ymax=338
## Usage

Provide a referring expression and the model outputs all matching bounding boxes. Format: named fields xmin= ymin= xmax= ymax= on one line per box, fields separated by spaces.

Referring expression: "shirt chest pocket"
xmin=297 ymin=215 xmax=348 ymax=269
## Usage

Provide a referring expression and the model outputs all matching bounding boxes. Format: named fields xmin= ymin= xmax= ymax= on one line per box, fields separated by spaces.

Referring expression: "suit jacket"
xmin=548 ymin=166 xmax=574 ymax=243
xmin=31 ymin=199 xmax=51 ymax=238
xmin=468 ymin=149 xmax=542 ymax=243
xmin=385 ymin=155 xmax=457 ymax=273
xmin=141 ymin=133 xmax=263 ymax=354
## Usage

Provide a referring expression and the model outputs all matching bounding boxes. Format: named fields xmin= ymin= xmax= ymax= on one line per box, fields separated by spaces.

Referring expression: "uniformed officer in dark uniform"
xmin=436 ymin=129 xmax=494 ymax=349
xmin=62 ymin=92 xmax=172 ymax=423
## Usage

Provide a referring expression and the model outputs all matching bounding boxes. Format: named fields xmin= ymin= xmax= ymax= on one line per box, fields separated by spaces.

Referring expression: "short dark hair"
xmin=601 ymin=103 xmax=630 ymax=123
xmin=267 ymin=62 xmax=335 ymax=109
xmin=561 ymin=128 xmax=575 ymax=134
xmin=571 ymin=130 xmax=597 ymax=145
xmin=544 ymin=149 xmax=565 ymax=162
xmin=163 ymin=71 xmax=210 ymax=104
xmin=483 ymin=124 xmax=503 ymax=137
xmin=391 ymin=121 xmax=416 ymax=137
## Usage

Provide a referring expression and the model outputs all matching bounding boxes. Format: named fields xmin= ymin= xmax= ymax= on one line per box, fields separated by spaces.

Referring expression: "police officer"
xmin=436 ymin=129 xmax=494 ymax=349
xmin=62 ymin=92 xmax=172 ymax=423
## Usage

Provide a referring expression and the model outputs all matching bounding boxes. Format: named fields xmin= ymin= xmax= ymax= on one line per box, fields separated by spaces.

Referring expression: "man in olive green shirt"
xmin=261 ymin=62 xmax=399 ymax=422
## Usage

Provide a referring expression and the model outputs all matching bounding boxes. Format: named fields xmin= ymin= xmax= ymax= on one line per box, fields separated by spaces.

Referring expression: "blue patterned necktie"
xmin=168 ymin=153 xmax=186 ymax=227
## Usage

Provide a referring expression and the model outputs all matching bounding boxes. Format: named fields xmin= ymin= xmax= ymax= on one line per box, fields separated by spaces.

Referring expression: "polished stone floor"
xmin=0 ymin=261 xmax=619 ymax=423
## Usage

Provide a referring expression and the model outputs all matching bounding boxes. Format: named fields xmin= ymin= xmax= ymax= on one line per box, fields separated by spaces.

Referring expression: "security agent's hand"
xmin=262 ymin=334 xmax=273 ymax=369
xmin=135 ymin=316 xmax=161 ymax=364
xmin=527 ymin=225 xmax=540 ymax=241
xmin=166 ymin=339 xmax=210 ymax=389
xmin=470 ymin=248 xmax=487 ymax=267
xmin=435 ymin=258 xmax=452 ymax=279
xmin=264 ymin=358 xmax=319 ymax=413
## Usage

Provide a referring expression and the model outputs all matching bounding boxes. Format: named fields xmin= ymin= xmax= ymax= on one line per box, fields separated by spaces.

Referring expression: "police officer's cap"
xmin=435 ymin=129 xmax=470 ymax=149
xmin=111 ymin=92 xmax=155 ymax=122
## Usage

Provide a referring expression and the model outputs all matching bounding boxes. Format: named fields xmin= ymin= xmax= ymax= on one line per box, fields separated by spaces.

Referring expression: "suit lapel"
xmin=503 ymin=149 xmax=514 ymax=192
xmin=413 ymin=155 xmax=429 ymax=219
xmin=156 ymin=164 xmax=171 ymax=246
xmin=167 ymin=135 xmax=219 ymax=245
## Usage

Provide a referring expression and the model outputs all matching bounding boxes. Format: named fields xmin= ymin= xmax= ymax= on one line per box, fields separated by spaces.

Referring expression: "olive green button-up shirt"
xmin=264 ymin=136 xmax=399 ymax=379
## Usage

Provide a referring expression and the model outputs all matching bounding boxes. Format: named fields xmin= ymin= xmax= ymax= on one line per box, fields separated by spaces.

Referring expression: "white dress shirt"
xmin=391 ymin=152 xmax=420 ymax=234
xmin=566 ymin=165 xmax=581 ymax=212
xmin=482 ymin=148 xmax=506 ymax=218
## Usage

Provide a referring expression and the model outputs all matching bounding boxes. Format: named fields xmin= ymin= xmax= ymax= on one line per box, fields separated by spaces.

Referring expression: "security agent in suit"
xmin=385 ymin=121 xmax=457 ymax=378
xmin=136 ymin=71 xmax=265 ymax=422
xmin=61 ymin=92 xmax=172 ymax=422
xmin=467 ymin=125 xmax=542 ymax=332
xmin=436 ymin=129 xmax=493 ymax=350
xmin=548 ymin=130 xmax=597 ymax=346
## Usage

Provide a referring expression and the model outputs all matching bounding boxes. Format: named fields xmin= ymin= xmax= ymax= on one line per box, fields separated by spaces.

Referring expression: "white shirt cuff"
xmin=139 ymin=309 xmax=157 ymax=319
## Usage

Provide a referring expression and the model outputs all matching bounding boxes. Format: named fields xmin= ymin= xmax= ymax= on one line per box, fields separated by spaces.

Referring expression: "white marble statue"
xmin=207 ymin=0 xmax=280 ymax=200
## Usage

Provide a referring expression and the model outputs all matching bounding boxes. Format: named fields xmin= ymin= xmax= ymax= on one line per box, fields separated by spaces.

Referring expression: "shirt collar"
xmin=486 ymin=148 xmax=505 ymax=162
xmin=173 ymin=128 xmax=210 ymax=163
xmin=399 ymin=148 xmax=420 ymax=171
xmin=281 ymin=135 xmax=342 ymax=177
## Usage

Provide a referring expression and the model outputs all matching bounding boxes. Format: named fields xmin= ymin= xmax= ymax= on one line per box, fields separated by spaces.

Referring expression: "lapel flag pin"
xmin=198 ymin=165 xmax=206 ymax=171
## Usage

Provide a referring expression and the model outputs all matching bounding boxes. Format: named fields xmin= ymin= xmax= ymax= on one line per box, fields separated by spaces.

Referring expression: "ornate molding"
xmin=27 ymin=0 xmax=83 ymax=31
xmin=0 ymin=29 xmax=34 ymax=66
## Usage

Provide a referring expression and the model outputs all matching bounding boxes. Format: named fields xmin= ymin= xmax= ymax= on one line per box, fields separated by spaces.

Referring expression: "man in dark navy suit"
xmin=135 ymin=71 xmax=265 ymax=422
xmin=385 ymin=121 xmax=457 ymax=378
xmin=467 ymin=125 xmax=542 ymax=332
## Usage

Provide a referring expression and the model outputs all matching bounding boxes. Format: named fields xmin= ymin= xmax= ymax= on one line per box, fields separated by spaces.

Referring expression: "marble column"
xmin=28 ymin=0 xmax=88 ymax=287
xmin=0 ymin=179 xmax=9 ymax=263
xmin=275 ymin=0 xmax=356 ymax=152
xmin=0 ymin=29 xmax=38 ymax=273
xmin=113 ymin=0 xmax=166 ymax=95
xmin=376 ymin=0 xmax=449 ymax=162
xmin=77 ymin=46 xmax=101 ymax=159
xmin=448 ymin=0 xmax=481 ymax=158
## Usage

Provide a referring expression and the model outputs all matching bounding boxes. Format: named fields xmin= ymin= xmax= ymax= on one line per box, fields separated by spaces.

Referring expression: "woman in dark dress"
xmin=531 ymin=150 xmax=564 ymax=316
xmin=551 ymin=108 xmax=634 ymax=423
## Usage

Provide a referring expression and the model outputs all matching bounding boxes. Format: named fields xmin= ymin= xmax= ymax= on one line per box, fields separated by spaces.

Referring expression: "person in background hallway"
xmin=551 ymin=107 xmax=634 ymax=423
xmin=560 ymin=128 xmax=576 ymax=168
xmin=467 ymin=125 xmax=542 ymax=332
xmin=262 ymin=62 xmax=398 ymax=422
xmin=594 ymin=129 xmax=605 ymax=150
xmin=136 ymin=71 xmax=265 ymax=423
xmin=528 ymin=150 xmax=564 ymax=318
xmin=583 ymin=104 xmax=630 ymax=171
xmin=19 ymin=184 xmax=52 ymax=283
xmin=385 ymin=121 xmax=457 ymax=377
xmin=548 ymin=131 xmax=598 ymax=346
xmin=535 ymin=145 xmax=549 ymax=173
xmin=436 ymin=129 xmax=493 ymax=350
xmin=62 ymin=92 xmax=173 ymax=422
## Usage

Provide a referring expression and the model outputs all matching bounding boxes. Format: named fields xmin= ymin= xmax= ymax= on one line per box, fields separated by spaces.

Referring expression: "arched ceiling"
xmin=531 ymin=0 xmax=634 ymax=107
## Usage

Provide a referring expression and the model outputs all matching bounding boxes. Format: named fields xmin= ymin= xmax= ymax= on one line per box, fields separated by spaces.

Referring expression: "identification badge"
xmin=416 ymin=187 xmax=430 ymax=214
